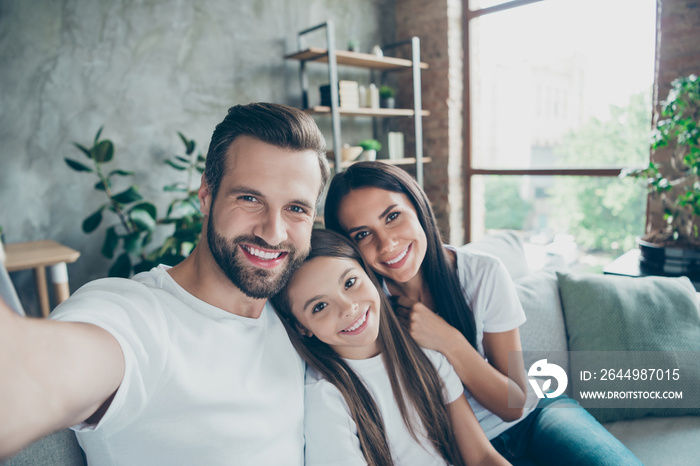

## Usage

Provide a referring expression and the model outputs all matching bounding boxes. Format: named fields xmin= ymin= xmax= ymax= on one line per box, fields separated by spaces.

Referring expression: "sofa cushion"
xmin=515 ymin=266 xmax=569 ymax=376
xmin=0 ymin=430 xmax=85 ymax=466
xmin=464 ymin=230 xmax=530 ymax=280
xmin=557 ymin=272 xmax=700 ymax=423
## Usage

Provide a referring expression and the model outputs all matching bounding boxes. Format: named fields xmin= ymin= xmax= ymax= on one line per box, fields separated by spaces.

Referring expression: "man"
xmin=0 ymin=103 xmax=330 ymax=465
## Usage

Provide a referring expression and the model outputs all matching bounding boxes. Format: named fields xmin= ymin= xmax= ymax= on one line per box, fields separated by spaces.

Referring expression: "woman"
xmin=323 ymin=161 xmax=641 ymax=465
xmin=270 ymin=229 xmax=508 ymax=465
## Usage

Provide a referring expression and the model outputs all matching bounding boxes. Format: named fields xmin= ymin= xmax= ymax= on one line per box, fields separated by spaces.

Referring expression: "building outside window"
xmin=466 ymin=0 xmax=657 ymax=271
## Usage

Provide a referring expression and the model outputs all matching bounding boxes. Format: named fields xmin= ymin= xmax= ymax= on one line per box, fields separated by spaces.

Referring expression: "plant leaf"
xmin=93 ymin=140 xmax=114 ymax=163
xmin=109 ymin=169 xmax=134 ymax=177
xmin=82 ymin=207 xmax=104 ymax=233
xmin=65 ymin=158 xmax=93 ymax=172
xmin=108 ymin=253 xmax=132 ymax=278
xmin=94 ymin=126 xmax=104 ymax=145
xmin=165 ymin=159 xmax=187 ymax=171
xmin=101 ymin=226 xmax=119 ymax=259
xmin=130 ymin=204 xmax=157 ymax=231
xmin=112 ymin=186 xmax=143 ymax=204
xmin=94 ymin=179 xmax=111 ymax=191
xmin=123 ymin=232 xmax=142 ymax=256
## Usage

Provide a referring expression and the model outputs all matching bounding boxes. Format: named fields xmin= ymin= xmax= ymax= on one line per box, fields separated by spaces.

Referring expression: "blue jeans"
xmin=490 ymin=396 xmax=642 ymax=466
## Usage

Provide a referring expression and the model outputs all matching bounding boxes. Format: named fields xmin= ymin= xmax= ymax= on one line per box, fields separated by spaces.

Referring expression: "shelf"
xmin=285 ymin=47 xmax=429 ymax=71
xmin=306 ymin=106 xmax=430 ymax=117
xmin=326 ymin=157 xmax=432 ymax=170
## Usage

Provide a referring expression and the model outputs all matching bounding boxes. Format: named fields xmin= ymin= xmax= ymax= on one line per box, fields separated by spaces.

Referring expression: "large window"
xmin=466 ymin=0 xmax=657 ymax=270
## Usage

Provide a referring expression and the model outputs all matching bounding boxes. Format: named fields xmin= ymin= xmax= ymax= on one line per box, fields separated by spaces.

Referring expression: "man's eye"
xmin=354 ymin=231 xmax=369 ymax=241
xmin=312 ymin=302 xmax=327 ymax=313
xmin=288 ymin=205 xmax=307 ymax=214
xmin=344 ymin=277 xmax=357 ymax=289
xmin=240 ymin=195 xmax=259 ymax=203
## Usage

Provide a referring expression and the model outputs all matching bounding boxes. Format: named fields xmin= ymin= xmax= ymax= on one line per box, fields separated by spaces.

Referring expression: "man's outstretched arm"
xmin=0 ymin=297 xmax=124 ymax=460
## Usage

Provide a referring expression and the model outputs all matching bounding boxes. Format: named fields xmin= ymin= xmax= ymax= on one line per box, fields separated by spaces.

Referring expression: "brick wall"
xmin=648 ymin=0 xmax=700 ymax=235
xmin=395 ymin=0 xmax=464 ymax=245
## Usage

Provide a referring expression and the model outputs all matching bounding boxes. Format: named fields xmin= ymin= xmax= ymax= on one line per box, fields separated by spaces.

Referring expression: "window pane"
xmin=469 ymin=0 xmax=656 ymax=169
xmin=471 ymin=175 xmax=647 ymax=271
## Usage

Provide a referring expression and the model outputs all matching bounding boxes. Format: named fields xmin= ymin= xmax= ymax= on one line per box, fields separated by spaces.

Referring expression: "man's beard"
xmin=207 ymin=215 xmax=308 ymax=299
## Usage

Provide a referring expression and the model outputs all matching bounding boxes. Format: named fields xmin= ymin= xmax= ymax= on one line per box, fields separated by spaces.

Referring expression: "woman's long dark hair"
xmin=323 ymin=161 xmax=477 ymax=348
xmin=271 ymin=230 xmax=464 ymax=466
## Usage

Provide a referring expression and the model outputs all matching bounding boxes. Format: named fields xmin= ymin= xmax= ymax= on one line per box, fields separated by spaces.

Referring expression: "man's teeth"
xmin=342 ymin=312 xmax=367 ymax=332
xmin=385 ymin=247 xmax=408 ymax=265
xmin=244 ymin=246 xmax=283 ymax=260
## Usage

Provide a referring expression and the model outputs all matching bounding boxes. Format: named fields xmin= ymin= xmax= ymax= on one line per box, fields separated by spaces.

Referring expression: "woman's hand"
xmin=392 ymin=296 xmax=462 ymax=353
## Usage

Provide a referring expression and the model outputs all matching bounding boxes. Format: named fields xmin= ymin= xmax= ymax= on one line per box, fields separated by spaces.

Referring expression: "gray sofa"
xmin=465 ymin=231 xmax=700 ymax=466
xmin=3 ymin=231 xmax=700 ymax=465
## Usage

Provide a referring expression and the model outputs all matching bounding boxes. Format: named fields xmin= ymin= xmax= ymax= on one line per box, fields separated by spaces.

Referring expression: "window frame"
xmin=462 ymin=0 xmax=645 ymax=242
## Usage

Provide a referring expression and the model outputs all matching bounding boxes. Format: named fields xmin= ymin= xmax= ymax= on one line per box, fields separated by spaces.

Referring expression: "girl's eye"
xmin=386 ymin=211 xmax=400 ymax=223
xmin=312 ymin=302 xmax=327 ymax=313
xmin=344 ymin=277 xmax=357 ymax=289
xmin=353 ymin=231 xmax=370 ymax=242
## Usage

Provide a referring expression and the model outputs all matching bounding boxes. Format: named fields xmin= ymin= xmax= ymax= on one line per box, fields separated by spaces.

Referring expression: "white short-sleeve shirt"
xmin=304 ymin=349 xmax=464 ymax=466
xmin=446 ymin=246 xmax=539 ymax=439
xmin=51 ymin=265 xmax=305 ymax=466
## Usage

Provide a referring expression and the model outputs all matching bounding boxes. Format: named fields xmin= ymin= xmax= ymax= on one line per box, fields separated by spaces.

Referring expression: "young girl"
xmin=323 ymin=161 xmax=643 ymax=465
xmin=270 ymin=229 xmax=508 ymax=466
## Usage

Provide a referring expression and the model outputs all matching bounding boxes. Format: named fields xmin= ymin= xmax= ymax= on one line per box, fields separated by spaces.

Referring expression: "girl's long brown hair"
xmin=270 ymin=230 xmax=464 ymax=466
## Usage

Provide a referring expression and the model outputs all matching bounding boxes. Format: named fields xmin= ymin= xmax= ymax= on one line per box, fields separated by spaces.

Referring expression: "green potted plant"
xmin=358 ymin=139 xmax=382 ymax=161
xmin=622 ymin=74 xmax=700 ymax=275
xmin=379 ymin=85 xmax=396 ymax=109
xmin=65 ymin=128 xmax=204 ymax=277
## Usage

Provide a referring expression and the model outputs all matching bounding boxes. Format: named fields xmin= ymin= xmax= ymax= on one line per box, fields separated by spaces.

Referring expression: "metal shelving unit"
xmin=284 ymin=20 xmax=429 ymax=187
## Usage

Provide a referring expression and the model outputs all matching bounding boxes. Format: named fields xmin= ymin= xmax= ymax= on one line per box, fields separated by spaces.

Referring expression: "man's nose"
xmin=255 ymin=210 xmax=288 ymax=246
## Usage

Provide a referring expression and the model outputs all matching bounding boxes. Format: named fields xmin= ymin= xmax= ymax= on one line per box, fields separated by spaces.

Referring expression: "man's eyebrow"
xmin=226 ymin=186 xmax=264 ymax=198
xmin=346 ymin=204 xmax=398 ymax=234
xmin=302 ymin=267 xmax=354 ymax=311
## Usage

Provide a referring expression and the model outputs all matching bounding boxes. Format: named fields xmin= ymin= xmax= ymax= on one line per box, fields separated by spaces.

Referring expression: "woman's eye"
xmin=387 ymin=211 xmax=400 ymax=223
xmin=312 ymin=302 xmax=327 ymax=313
xmin=344 ymin=277 xmax=357 ymax=289
xmin=354 ymin=231 xmax=369 ymax=242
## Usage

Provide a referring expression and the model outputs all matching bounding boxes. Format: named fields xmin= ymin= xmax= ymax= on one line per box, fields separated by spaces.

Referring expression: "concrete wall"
xmin=0 ymin=0 xmax=395 ymax=316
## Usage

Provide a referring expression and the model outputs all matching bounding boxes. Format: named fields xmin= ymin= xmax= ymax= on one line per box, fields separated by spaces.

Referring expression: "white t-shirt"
xmin=50 ymin=265 xmax=305 ymax=466
xmin=446 ymin=245 xmax=539 ymax=440
xmin=304 ymin=349 xmax=464 ymax=466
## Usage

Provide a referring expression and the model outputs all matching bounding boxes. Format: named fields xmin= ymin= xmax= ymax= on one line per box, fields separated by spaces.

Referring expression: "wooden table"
xmin=5 ymin=240 xmax=81 ymax=317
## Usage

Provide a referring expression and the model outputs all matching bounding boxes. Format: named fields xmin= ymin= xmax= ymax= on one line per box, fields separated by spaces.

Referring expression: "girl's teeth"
xmin=343 ymin=312 xmax=367 ymax=332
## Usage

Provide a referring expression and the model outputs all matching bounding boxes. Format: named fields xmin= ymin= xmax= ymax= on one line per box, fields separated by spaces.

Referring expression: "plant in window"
xmin=622 ymin=74 xmax=700 ymax=249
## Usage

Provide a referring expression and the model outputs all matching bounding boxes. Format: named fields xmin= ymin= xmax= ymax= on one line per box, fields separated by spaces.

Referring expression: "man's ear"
xmin=199 ymin=174 xmax=213 ymax=216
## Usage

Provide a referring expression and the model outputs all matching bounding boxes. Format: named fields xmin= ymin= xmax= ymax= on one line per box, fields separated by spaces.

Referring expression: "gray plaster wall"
xmin=0 ymin=0 xmax=395 ymax=317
